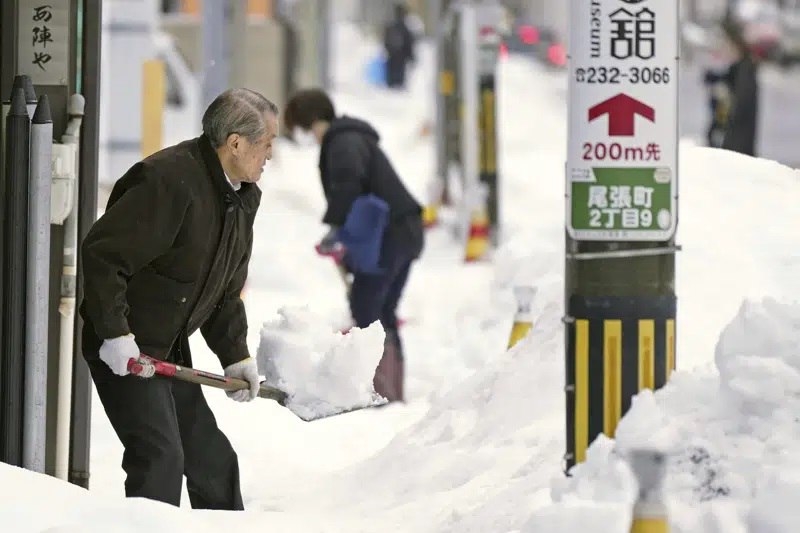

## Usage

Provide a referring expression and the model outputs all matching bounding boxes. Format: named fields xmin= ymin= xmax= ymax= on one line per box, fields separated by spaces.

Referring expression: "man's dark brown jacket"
xmin=79 ymin=134 xmax=260 ymax=368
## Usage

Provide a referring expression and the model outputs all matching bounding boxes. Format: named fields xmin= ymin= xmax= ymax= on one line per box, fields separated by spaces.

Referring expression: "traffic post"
xmin=564 ymin=0 xmax=680 ymax=472
xmin=458 ymin=0 xmax=503 ymax=260
xmin=427 ymin=0 xmax=457 ymax=228
xmin=476 ymin=5 xmax=501 ymax=245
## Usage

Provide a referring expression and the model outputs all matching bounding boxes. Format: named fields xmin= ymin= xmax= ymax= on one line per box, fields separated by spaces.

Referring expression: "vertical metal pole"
xmin=228 ymin=0 xmax=247 ymax=89
xmin=476 ymin=0 xmax=502 ymax=244
xmin=23 ymin=94 xmax=53 ymax=473
xmin=293 ymin=0 xmax=322 ymax=88
xmin=1 ymin=87 xmax=31 ymax=467
xmin=459 ymin=2 xmax=480 ymax=214
xmin=70 ymin=0 xmax=102 ymax=487
xmin=443 ymin=3 xmax=460 ymax=203
xmin=564 ymin=0 xmax=679 ymax=472
xmin=202 ymin=0 xmax=229 ymax=108
xmin=0 ymin=0 xmax=16 ymax=100
xmin=433 ymin=0 xmax=447 ymax=192
xmin=318 ymin=0 xmax=332 ymax=90
xmin=56 ymin=95 xmax=84 ymax=481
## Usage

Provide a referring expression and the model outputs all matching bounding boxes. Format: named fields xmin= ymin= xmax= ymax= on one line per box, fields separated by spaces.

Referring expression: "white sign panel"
xmin=17 ymin=0 xmax=71 ymax=86
xmin=567 ymin=0 xmax=679 ymax=241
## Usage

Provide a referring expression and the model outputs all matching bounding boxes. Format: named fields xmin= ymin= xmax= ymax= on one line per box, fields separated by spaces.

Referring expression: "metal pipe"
xmin=228 ymin=0 xmax=247 ymax=89
xmin=459 ymin=3 xmax=481 ymax=233
xmin=433 ymin=0 xmax=447 ymax=188
xmin=1 ymin=87 xmax=31 ymax=467
xmin=55 ymin=94 xmax=84 ymax=481
xmin=318 ymin=0 xmax=332 ymax=90
xmin=201 ymin=0 xmax=228 ymax=109
xmin=23 ymin=94 xmax=53 ymax=473
xmin=460 ymin=3 xmax=479 ymax=193
xmin=71 ymin=0 xmax=103 ymax=485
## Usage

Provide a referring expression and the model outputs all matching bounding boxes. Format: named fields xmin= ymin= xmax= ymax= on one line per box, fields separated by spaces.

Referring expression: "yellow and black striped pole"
xmin=563 ymin=0 xmax=680 ymax=474
xmin=565 ymin=296 xmax=676 ymax=468
xmin=628 ymin=449 xmax=670 ymax=533
xmin=478 ymin=68 xmax=498 ymax=243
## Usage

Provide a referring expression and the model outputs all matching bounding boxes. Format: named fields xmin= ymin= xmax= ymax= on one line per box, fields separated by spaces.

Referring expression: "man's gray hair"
xmin=202 ymin=88 xmax=279 ymax=147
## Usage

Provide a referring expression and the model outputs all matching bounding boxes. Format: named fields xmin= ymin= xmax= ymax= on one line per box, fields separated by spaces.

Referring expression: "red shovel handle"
xmin=128 ymin=355 xmax=175 ymax=378
xmin=127 ymin=354 xmax=287 ymax=404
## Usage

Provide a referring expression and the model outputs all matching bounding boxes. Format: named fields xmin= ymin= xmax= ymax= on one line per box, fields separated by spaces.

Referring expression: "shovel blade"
xmin=287 ymin=393 xmax=389 ymax=422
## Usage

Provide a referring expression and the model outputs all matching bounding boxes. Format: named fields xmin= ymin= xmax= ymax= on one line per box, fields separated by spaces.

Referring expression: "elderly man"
xmin=79 ymin=88 xmax=278 ymax=509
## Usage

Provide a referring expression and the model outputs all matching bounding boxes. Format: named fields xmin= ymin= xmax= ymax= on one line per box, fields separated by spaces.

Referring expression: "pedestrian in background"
xmin=719 ymin=18 xmax=759 ymax=156
xmin=283 ymin=88 xmax=424 ymax=403
xmin=383 ymin=2 xmax=416 ymax=89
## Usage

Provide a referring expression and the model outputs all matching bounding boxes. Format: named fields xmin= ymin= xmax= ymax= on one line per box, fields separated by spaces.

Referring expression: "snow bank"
xmin=541 ymin=298 xmax=800 ymax=533
xmin=257 ymin=306 xmax=387 ymax=420
xmin=0 ymin=463 xmax=222 ymax=533
xmin=289 ymin=280 xmax=565 ymax=532
xmin=675 ymin=145 xmax=800 ymax=370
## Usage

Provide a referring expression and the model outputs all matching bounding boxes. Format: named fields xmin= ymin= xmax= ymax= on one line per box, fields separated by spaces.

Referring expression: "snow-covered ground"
xmin=2 ymin=22 xmax=799 ymax=533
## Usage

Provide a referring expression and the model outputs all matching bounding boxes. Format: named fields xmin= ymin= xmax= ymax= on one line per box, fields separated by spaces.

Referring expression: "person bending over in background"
xmin=283 ymin=88 xmax=424 ymax=403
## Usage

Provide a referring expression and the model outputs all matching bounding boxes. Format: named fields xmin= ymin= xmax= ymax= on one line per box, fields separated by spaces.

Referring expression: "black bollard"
xmin=1 ymin=88 xmax=31 ymax=466
xmin=12 ymin=74 xmax=38 ymax=118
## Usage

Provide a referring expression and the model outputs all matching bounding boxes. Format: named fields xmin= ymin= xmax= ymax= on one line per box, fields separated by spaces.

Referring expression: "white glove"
xmin=223 ymin=357 xmax=260 ymax=402
xmin=99 ymin=334 xmax=140 ymax=376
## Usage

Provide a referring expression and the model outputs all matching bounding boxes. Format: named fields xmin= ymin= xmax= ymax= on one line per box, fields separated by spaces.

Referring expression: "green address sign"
xmin=570 ymin=167 xmax=674 ymax=241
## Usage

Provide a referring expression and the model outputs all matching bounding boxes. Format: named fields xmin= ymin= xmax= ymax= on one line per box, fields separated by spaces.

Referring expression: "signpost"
xmin=564 ymin=0 xmax=679 ymax=472
xmin=567 ymin=0 xmax=678 ymax=241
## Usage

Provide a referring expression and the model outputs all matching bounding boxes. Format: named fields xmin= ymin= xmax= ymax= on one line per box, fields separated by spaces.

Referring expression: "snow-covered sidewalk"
xmin=2 ymin=22 xmax=799 ymax=533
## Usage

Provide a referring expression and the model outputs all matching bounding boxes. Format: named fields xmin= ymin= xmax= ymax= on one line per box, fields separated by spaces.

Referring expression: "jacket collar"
xmin=197 ymin=134 xmax=260 ymax=213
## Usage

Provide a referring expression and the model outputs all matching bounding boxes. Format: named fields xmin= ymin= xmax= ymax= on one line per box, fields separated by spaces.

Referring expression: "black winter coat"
xmin=319 ymin=116 xmax=423 ymax=259
xmin=79 ymin=134 xmax=260 ymax=368
xmin=722 ymin=56 xmax=759 ymax=157
xmin=383 ymin=18 xmax=415 ymax=64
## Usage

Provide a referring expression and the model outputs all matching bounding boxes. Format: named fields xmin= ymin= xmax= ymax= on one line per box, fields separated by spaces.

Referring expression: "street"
xmin=680 ymin=56 xmax=800 ymax=168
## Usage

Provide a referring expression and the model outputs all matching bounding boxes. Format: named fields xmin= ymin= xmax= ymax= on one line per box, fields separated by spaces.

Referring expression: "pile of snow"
xmin=256 ymin=299 xmax=566 ymax=533
xmin=257 ymin=306 xmax=387 ymax=420
xmin=0 ymin=463 xmax=226 ymax=533
xmin=6 ymin=16 xmax=800 ymax=533
xmin=674 ymin=145 xmax=800 ymax=370
xmin=531 ymin=298 xmax=800 ymax=533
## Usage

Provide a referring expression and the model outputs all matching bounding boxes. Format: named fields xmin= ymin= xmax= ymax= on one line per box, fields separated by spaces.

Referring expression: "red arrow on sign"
xmin=588 ymin=93 xmax=655 ymax=136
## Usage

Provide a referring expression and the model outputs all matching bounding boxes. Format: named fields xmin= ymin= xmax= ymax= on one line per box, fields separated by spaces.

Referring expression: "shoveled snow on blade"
xmin=257 ymin=306 xmax=387 ymax=420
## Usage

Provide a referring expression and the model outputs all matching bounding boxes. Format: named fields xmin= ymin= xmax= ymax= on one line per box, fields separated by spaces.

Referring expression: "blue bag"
xmin=337 ymin=194 xmax=390 ymax=274
xmin=365 ymin=55 xmax=387 ymax=87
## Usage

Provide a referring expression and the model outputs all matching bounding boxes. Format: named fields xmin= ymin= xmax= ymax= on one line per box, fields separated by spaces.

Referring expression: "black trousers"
xmin=385 ymin=56 xmax=407 ymax=88
xmin=350 ymin=259 xmax=411 ymax=332
xmin=88 ymin=359 xmax=244 ymax=509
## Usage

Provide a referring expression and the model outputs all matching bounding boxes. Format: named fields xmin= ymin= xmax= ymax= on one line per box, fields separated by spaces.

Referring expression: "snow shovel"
xmin=127 ymin=355 xmax=386 ymax=421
